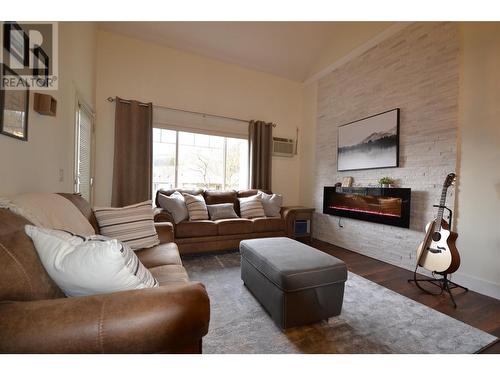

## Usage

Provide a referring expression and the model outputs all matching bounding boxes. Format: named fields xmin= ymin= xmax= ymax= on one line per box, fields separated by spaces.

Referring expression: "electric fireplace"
xmin=323 ymin=186 xmax=411 ymax=228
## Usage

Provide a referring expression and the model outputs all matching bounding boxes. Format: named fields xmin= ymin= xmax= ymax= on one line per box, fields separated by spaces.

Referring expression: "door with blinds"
xmin=74 ymin=100 xmax=95 ymax=204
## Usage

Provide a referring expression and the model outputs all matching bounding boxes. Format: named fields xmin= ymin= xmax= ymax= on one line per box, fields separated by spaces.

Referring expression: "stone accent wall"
xmin=313 ymin=22 xmax=459 ymax=270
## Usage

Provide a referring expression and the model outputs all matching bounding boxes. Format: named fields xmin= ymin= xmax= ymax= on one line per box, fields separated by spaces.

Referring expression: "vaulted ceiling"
xmin=98 ymin=22 xmax=394 ymax=82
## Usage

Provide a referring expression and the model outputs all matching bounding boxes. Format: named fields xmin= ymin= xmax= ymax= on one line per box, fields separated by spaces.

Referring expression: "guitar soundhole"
xmin=432 ymin=232 xmax=441 ymax=242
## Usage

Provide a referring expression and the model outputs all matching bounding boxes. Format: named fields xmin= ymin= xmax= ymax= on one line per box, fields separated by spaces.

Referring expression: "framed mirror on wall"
xmin=0 ymin=64 xmax=30 ymax=141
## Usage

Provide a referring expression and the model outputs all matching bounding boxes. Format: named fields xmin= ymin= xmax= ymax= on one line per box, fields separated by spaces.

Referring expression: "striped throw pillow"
xmin=93 ymin=201 xmax=160 ymax=250
xmin=182 ymin=193 xmax=209 ymax=221
xmin=238 ymin=194 xmax=266 ymax=219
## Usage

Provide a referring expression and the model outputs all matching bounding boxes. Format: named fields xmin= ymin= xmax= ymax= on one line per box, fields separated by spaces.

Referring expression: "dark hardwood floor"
xmin=309 ymin=238 xmax=500 ymax=353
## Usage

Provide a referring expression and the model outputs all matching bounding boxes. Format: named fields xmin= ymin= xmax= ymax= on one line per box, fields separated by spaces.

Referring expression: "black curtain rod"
xmin=106 ymin=97 xmax=276 ymax=127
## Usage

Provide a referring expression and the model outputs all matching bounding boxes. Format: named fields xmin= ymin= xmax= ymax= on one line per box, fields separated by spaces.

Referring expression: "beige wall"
xmin=454 ymin=23 xmax=500 ymax=298
xmin=94 ymin=31 xmax=303 ymax=206
xmin=0 ymin=22 xmax=97 ymax=196
xmin=307 ymin=22 xmax=393 ymax=78
xmin=298 ymin=82 xmax=317 ymax=207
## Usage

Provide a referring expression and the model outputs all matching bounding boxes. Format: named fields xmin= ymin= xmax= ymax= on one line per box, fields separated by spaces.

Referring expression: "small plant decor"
xmin=379 ymin=177 xmax=394 ymax=187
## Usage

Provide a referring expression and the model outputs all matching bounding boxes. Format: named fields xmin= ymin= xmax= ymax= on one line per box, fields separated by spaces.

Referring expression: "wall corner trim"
xmin=303 ymin=22 xmax=413 ymax=85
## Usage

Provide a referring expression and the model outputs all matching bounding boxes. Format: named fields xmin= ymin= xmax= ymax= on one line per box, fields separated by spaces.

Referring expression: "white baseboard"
xmin=370 ymin=255 xmax=500 ymax=300
xmin=449 ymin=272 xmax=500 ymax=300
xmin=317 ymin=237 xmax=500 ymax=301
xmin=401 ymin=264 xmax=500 ymax=300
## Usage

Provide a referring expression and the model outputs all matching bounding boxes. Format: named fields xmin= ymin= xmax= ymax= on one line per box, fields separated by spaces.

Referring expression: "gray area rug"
xmin=183 ymin=251 xmax=497 ymax=354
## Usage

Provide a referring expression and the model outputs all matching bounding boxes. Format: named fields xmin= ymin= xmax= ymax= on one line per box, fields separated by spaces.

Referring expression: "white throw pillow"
xmin=157 ymin=191 xmax=189 ymax=224
xmin=25 ymin=225 xmax=159 ymax=297
xmin=238 ymin=195 xmax=266 ymax=219
xmin=93 ymin=200 xmax=159 ymax=250
xmin=258 ymin=191 xmax=283 ymax=217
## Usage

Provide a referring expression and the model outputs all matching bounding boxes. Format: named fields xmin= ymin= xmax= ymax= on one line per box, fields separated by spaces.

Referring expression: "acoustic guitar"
xmin=416 ymin=173 xmax=460 ymax=274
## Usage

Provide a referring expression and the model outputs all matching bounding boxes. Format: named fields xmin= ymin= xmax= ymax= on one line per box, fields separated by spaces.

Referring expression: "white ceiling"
xmin=98 ymin=22 xmax=393 ymax=82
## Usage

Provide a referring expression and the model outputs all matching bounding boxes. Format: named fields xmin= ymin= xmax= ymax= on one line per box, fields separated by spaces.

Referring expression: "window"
xmin=153 ymin=129 xmax=248 ymax=196
xmin=74 ymin=99 xmax=95 ymax=204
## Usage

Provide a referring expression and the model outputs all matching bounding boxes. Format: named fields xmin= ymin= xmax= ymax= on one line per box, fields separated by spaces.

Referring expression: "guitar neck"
xmin=435 ymin=186 xmax=448 ymax=230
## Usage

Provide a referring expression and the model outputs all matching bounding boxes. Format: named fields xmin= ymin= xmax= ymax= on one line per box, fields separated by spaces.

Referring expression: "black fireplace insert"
xmin=323 ymin=186 xmax=411 ymax=228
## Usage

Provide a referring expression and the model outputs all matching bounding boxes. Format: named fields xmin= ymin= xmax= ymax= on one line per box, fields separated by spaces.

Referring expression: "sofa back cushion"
xmin=204 ymin=190 xmax=237 ymax=205
xmin=155 ymin=188 xmax=204 ymax=207
xmin=0 ymin=208 xmax=64 ymax=302
xmin=237 ymin=189 xmax=272 ymax=198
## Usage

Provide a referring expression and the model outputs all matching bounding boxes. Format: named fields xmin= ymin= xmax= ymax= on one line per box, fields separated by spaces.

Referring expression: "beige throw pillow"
xmin=238 ymin=195 xmax=266 ymax=219
xmin=258 ymin=191 xmax=283 ymax=217
xmin=0 ymin=193 xmax=96 ymax=236
xmin=157 ymin=191 xmax=189 ymax=224
xmin=183 ymin=193 xmax=209 ymax=221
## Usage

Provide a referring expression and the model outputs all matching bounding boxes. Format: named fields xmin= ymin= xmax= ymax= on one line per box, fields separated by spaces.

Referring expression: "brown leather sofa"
xmin=154 ymin=188 xmax=300 ymax=254
xmin=0 ymin=193 xmax=210 ymax=354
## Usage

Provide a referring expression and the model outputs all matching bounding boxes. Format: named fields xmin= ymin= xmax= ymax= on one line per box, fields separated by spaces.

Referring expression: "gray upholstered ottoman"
xmin=240 ymin=237 xmax=347 ymax=329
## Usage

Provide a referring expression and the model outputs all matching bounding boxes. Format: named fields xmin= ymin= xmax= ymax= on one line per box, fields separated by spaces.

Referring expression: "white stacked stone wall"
xmin=313 ymin=22 xmax=459 ymax=270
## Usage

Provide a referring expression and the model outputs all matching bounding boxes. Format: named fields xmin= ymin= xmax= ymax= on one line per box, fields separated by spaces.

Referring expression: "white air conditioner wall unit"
xmin=272 ymin=137 xmax=295 ymax=157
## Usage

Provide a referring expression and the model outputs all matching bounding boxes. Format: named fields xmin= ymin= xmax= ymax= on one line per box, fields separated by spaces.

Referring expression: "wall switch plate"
xmin=59 ymin=169 xmax=64 ymax=182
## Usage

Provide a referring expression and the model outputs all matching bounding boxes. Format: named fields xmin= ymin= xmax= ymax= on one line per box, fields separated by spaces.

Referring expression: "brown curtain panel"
xmin=248 ymin=120 xmax=273 ymax=190
xmin=111 ymin=97 xmax=153 ymax=207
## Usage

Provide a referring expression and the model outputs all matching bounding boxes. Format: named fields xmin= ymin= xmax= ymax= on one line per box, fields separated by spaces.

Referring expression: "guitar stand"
xmin=408 ymin=271 xmax=468 ymax=308
xmin=408 ymin=205 xmax=468 ymax=308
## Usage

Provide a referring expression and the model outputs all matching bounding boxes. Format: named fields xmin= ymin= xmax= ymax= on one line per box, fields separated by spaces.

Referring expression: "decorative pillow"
xmin=93 ymin=201 xmax=159 ymax=250
xmin=238 ymin=194 xmax=266 ymax=219
xmin=25 ymin=225 xmax=159 ymax=297
xmin=207 ymin=203 xmax=238 ymax=220
xmin=157 ymin=191 xmax=188 ymax=224
xmin=258 ymin=191 xmax=283 ymax=217
xmin=182 ymin=193 xmax=209 ymax=221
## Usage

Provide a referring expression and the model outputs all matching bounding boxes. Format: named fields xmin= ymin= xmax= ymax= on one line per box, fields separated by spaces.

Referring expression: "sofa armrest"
xmin=155 ymin=222 xmax=174 ymax=243
xmin=154 ymin=208 xmax=174 ymax=223
xmin=281 ymin=206 xmax=296 ymax=237
xmin=280 ymin=206 xmax=315 ymax=238
xmin=0 ymin=283 xmax=210 ymax=354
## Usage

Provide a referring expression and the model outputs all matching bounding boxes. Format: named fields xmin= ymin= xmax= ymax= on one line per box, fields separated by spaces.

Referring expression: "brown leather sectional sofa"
xmin=154 ymin=188 xmax=300 ymax=254
xmin=0 ymin=193 xmax=210 ymax=354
